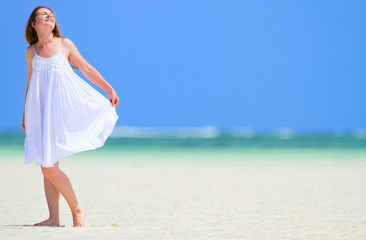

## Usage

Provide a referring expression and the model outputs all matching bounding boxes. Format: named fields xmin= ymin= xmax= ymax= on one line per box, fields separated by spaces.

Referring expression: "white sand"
xmin=0 ymin=151 xmax=366 ymax=240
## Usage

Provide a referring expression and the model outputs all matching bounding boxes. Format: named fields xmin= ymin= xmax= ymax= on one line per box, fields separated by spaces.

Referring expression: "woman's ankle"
xmin=71 ymin=203 xmax=84 ymax=216
xmin=48 ymin=216 xmax=60 ymax=223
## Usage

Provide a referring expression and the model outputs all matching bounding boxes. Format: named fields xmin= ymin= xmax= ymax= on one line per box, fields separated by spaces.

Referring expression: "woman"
xmin=23 ymin=6 xmax=119 ymax=227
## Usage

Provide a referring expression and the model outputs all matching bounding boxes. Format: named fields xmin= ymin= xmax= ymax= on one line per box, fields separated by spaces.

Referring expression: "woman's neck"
xmin=36 ymin=30 xmax=55 ymax=46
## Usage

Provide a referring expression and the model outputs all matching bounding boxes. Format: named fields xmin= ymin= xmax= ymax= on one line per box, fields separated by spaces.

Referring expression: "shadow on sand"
xmin=1 ymin=224 xmax=66 ymax=227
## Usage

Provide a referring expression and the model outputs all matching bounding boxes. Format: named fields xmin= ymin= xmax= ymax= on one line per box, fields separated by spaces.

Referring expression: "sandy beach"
xmin=0 ymin=149 xmax=365 ymax=240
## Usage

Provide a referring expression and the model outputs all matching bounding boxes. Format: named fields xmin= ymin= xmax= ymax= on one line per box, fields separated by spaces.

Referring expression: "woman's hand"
xmin=107 ymin=89 xmax=119 ymax=107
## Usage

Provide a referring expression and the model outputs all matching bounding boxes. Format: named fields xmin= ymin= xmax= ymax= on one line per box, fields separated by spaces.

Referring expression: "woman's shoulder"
xmin=60 ymin=37 xmax=74 ymax=46
xmin=26 ymin=45 xmax=33 ymax=52
xmin=60 ymin=37 xmax=78 ymax=53
xmin=60 ymin=37 xmax=77 ymax=49
xmin=26 ymin=45 xmax=35 ymax=60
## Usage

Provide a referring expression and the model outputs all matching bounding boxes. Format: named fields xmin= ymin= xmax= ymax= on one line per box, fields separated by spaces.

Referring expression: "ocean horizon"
xmin=1 ymin=126 xmax=366 ymax=152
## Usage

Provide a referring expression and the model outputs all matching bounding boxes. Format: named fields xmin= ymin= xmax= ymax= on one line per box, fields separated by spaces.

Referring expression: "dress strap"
xmin=31 ymin=44 xmax=36 ymax=55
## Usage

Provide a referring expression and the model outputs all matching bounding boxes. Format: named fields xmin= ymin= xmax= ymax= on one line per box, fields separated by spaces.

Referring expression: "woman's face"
xmin=32 ymin=8 xmax=56 ymax=31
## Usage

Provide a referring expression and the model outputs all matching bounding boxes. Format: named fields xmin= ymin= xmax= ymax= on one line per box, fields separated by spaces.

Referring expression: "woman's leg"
xmin=33 ymin=176 xmax=60 ymax=226
xmin=40 ymin=161 xmax=87 ymax=227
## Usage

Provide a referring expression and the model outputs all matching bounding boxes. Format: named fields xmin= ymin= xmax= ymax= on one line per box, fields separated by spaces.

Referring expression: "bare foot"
xmin=33 ymin=218 xmax=60 ymax=227
xmin=73 ymin=206 xmax=87 ymax=227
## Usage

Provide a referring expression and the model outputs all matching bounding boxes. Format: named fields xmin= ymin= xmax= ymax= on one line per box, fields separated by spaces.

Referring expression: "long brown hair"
xmin=25 ymin=6 xmax=78 ymax=70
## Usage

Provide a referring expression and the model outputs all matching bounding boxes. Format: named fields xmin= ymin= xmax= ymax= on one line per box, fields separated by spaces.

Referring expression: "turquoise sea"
xmin=1 ymin=128 xmax=365 ymax=163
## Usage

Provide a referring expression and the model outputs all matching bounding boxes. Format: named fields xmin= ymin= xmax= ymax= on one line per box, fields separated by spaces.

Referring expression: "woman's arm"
xmin=22 ymin=46 xmax=34 ymax=133
xmin=62 ymin=38 xmax=119 ymax=107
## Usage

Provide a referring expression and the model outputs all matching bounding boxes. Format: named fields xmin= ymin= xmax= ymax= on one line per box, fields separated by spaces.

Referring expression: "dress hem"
xmin=24 ymin=111 xmax=119 ymax=168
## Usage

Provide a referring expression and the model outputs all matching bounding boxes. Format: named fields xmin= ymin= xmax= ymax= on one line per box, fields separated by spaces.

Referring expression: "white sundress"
xmin=24 ymin=38 xmax=118 ymax=167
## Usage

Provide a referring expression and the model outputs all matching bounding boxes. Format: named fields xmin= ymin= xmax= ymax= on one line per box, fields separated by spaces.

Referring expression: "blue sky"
xmin=1 ymin=0 xmax=365 ymax=132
